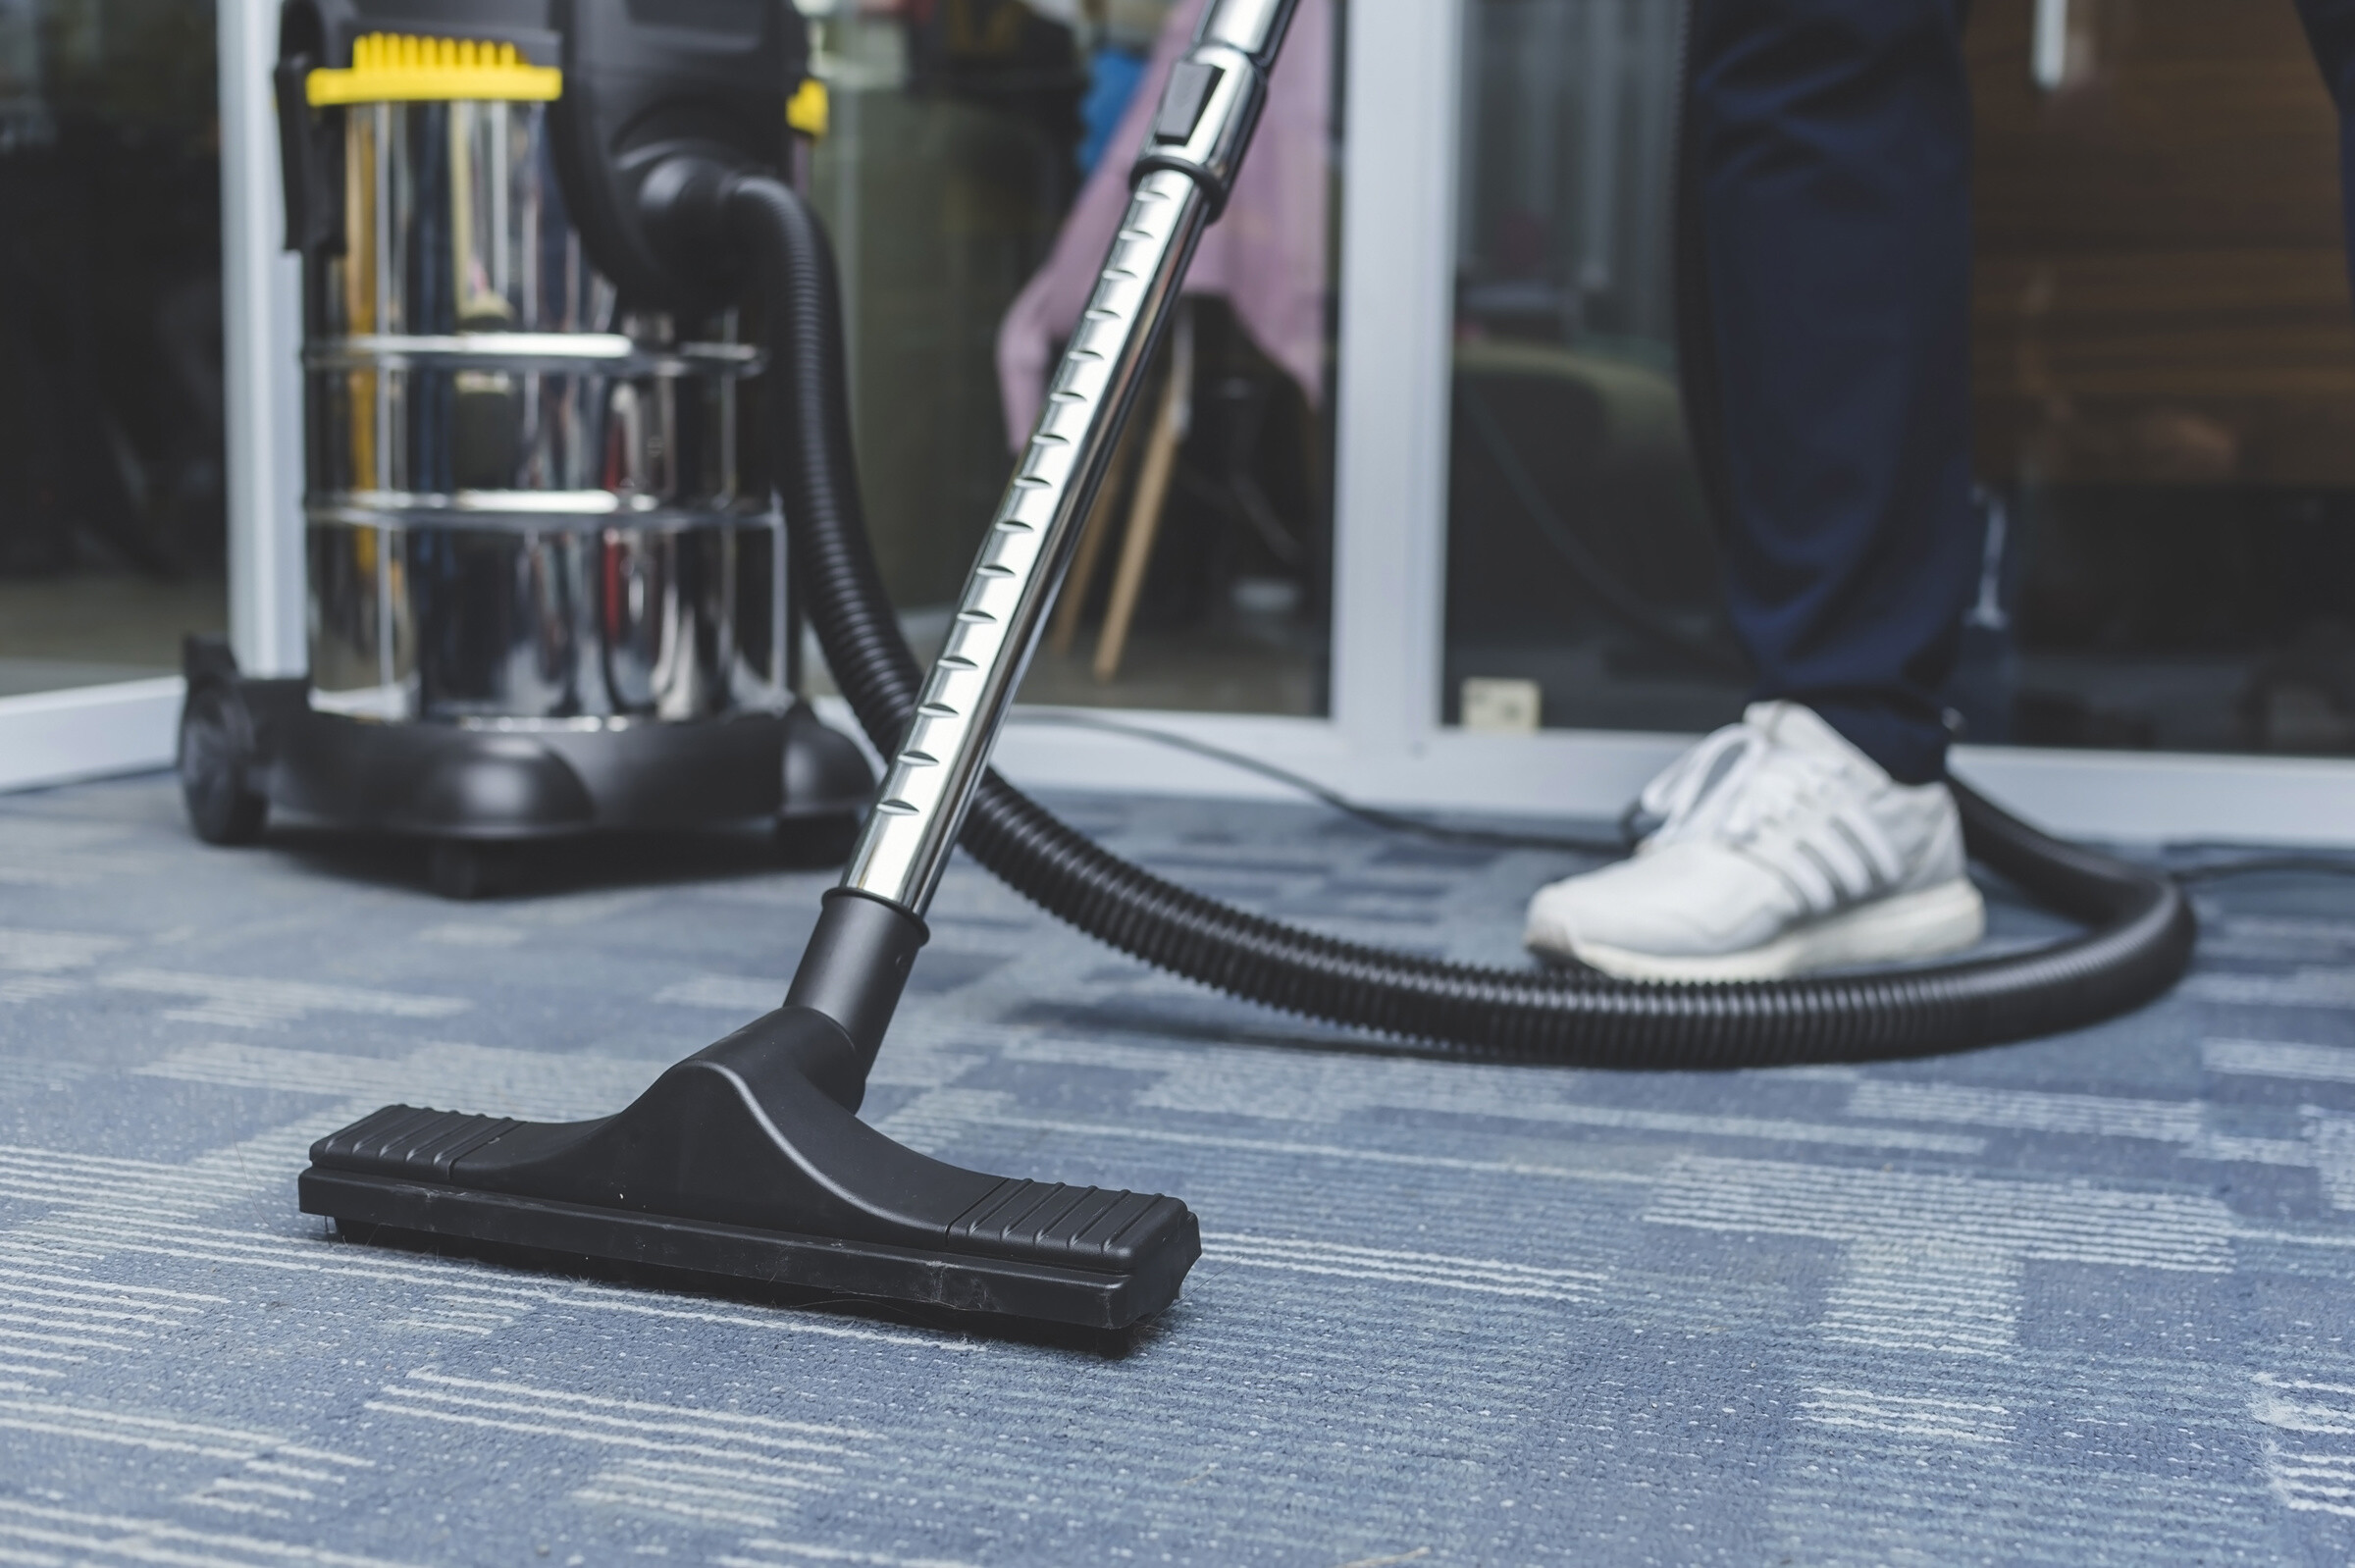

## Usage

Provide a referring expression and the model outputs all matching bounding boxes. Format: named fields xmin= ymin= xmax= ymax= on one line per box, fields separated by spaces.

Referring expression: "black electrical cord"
xmin=725 ymin=173 xmax=2197 ymax=1071
xmin=1006 ymin=708 xmax=1626 ymax=857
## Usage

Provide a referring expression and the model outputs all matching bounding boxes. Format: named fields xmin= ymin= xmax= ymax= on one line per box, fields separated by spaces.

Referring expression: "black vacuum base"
xmin=177 ymin=636 xmax=876 ymax=861
xmin=294 ymin=1007 xmax=1202 ymax=1332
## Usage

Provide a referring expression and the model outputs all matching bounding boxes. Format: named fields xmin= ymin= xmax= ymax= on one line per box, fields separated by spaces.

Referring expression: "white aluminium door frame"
xmin=220 ymin=0 xmax=310 ymax=681
xmin=159 ymin=0 xmax=2355 ymax=846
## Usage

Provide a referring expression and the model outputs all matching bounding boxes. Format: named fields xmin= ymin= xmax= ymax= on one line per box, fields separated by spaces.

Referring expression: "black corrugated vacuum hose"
xmin=722 ymin=175 xmax=2196 ymax=1071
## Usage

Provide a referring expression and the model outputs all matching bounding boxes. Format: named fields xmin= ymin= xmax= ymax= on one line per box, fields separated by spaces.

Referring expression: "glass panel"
xmin=1445 ymin=0 xmax=2355 ymax=760
xmin=800 ymin=0 xmax=1337 ymax=716
xmin=1443 ymin=0 xmax=1745 ymax=738
xmin=0 ymin=0 xmax=227 ymax=698
xmin=1973 ymin=0 xmax=2355 ymax=756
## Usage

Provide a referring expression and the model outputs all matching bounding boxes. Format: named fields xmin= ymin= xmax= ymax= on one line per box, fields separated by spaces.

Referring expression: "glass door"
xmin=799 ymin=0 xmax=1341 ymax=719
xmin=1440 ymin=0 xmax=2355 ymax=768
xmin=0 ymin=0 xmax=227 ymax=702
xmin=1443 ymin=0 xmax=1735 ymax=737
xmin=1973 ymin=0 xmax=2355 ymax=758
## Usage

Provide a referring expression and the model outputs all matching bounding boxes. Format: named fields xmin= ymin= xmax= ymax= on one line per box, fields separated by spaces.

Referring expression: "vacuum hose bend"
xmin=725 ymin=176 xmax=2197 ymax=1071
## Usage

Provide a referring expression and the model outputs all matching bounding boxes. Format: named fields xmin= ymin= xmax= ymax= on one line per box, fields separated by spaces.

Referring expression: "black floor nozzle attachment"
xmin=299 ymin=893 xmax=1203 ymax=1329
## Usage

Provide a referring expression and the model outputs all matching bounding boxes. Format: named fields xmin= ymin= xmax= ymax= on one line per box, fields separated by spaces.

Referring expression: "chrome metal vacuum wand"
xmin=772 ymin=0 xmax=1299 ymax=1118
xmin=845 ymin=0 xmax=1288 ymax=915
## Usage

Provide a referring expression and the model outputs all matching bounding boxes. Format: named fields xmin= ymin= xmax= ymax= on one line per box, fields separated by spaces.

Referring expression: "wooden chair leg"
xmin=1092 ymin=306 xmax=1195 ymax=684
xmin=1048 ymin=415 xmax=1139 ymax=657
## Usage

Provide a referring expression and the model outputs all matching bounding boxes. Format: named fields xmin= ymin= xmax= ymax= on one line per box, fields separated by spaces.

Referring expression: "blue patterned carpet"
xmin=3 ymin=771 xmax=2355 ymax=1565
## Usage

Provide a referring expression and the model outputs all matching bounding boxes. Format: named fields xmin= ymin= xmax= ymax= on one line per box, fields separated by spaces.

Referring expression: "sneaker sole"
xmin=1567 ymin=878 xmax=1988 ymax=984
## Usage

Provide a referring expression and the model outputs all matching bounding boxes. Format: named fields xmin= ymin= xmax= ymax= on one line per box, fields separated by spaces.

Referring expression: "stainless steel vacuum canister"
xmin=304 ymin=93 xmax=780 ymax=726
xmin=176 ymin=2 xmax=871 ymax=894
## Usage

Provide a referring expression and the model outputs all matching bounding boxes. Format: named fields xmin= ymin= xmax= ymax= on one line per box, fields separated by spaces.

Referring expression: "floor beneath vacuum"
xmin=2 ymin=776 xmax=2353 ymax=1565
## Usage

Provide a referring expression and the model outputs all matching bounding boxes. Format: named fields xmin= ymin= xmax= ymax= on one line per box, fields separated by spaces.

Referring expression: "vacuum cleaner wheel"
xmin=179 ymin=682 xmax=270 ymax=847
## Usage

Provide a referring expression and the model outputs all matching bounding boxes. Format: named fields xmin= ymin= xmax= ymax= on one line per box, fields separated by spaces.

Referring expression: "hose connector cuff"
xmin=1129 ymin=42 xmax=1267 ymax=220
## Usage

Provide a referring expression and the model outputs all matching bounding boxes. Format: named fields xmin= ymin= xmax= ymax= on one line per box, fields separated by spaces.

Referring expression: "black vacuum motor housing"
xmin=275 ymin=0 xmax=808 ymax=308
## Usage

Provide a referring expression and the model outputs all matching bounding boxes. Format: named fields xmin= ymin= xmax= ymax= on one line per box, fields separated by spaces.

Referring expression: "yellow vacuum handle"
xmin=305 ymin=32 xmax=562 ymax=106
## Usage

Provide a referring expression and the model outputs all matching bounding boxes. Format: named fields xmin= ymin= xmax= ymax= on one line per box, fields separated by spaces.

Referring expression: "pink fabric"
xmin=993 ymin=0 xmax=1332 ymax=451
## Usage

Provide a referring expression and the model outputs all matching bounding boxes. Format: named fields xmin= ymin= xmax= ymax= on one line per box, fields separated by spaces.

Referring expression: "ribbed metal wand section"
xmin=841 ymin=171 xmax=1208 ymax=915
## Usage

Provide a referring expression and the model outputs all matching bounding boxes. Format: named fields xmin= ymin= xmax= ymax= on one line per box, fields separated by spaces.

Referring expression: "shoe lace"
xmin=1636 ymin=718 xmax=1906 ymax=908
xmin=1636 ymin=721 xmax=1765 ymax=843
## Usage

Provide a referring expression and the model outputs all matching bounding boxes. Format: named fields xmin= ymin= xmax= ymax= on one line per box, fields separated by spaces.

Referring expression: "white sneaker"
xmin=1524 ymin=701 xmax=1984 ymax=981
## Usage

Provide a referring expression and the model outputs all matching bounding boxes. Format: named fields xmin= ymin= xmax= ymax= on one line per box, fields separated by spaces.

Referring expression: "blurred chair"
xmin=998 ymin=0 xmax=1331 ymax=681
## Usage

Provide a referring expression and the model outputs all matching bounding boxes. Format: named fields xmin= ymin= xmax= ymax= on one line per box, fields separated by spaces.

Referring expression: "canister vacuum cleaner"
xmin=251 ymin=0 xmax=2192 ymax=1330
xmin=177 ymin=0 xmax=873 ymax=898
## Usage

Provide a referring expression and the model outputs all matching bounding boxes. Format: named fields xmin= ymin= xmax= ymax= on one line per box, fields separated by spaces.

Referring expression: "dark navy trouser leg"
xmin=1684 ymin=0 xmax=1977 ymax=784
